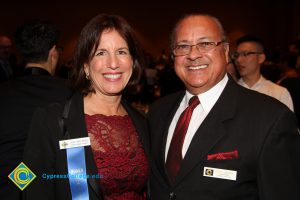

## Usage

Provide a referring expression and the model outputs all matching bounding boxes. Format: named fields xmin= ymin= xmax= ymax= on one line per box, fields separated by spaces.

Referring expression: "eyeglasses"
xmin=173 ymin=41 xmax=225 ymax=56
xmin=232 ymin=51 xmax=263 ymax=59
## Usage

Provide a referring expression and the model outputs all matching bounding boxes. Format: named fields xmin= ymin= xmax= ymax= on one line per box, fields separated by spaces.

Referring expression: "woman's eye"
xmin=95 ymin=51 xmax=107 ymax=56
xmin=118 ymin=51 xmax=126 ymax=55
xmin=117 ymin=49 xmax=129 ymax=55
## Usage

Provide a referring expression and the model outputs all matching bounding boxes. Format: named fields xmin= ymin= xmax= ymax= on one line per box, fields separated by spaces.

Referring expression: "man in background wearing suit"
xmin=0 ymin=35 xmax=14 ymax=82
xmin=0 ymin=21 xmax=71 ymax=200
xmin=147 ymin=14 xmax=300 ymax=199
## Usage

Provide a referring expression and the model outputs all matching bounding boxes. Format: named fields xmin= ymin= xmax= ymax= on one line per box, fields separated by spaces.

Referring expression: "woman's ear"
xmin=84 ymin=63 xmax=91 ymax=80
xmin=84 ymin=63 xmax=89 ymax=75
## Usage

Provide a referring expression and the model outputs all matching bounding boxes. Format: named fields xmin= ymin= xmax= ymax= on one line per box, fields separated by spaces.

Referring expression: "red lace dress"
xmin=85 ymin=114 xmax=149 ymax=200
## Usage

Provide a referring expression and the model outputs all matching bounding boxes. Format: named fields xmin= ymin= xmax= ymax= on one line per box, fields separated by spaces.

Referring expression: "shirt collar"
xmin=185 ymin=74 xmax=228 ymax=114
xmin=24 ymin=67 xmax=51 ymax=76
xmin=255 ymin=75 xmax=266 ymax=87
xmin=238 ymin=75 xmax=266 ymax=89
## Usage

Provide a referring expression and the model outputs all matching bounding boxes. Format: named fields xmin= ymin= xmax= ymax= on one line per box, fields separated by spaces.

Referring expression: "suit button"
xmin=169 ymin=192 xmax=176 ymax=200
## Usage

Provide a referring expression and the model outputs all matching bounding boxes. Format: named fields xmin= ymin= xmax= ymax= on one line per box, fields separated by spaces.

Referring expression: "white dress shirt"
xmin=238 ymin=76 xmax=294 ymax=111
xmin=165 ymin=74 xmax=229 ymax=161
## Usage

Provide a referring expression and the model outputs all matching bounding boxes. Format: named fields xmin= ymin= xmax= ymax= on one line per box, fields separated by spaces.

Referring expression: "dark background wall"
xmin=1 ymin=0 xmax=300 ymax=63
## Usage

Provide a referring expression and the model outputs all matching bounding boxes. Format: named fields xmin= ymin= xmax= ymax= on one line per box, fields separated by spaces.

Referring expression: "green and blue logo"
xmin=8 ymin=162 xmax=36 ymax=190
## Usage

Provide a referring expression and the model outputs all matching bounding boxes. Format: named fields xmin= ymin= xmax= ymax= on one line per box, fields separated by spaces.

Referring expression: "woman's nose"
xmin=108 ymin=54 xmax=119 ymax=69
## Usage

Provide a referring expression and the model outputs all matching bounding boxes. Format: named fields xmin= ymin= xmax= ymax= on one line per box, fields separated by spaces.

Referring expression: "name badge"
xmin=203 ymin=167 xmax=237 ymax=181
xmin=59 ymin=137 xmax=91 ymax=149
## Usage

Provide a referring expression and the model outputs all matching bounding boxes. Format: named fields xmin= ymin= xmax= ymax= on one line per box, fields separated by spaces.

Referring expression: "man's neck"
xmin=25 ymin=63 xmax=52 ymax=75
xmin=242 ymin=73 xmax=261 ymax=88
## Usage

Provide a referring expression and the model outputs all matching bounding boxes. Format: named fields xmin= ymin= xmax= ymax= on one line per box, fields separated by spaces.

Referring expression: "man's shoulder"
xmin=235 ymin=82 xmax=289 ymax=113
xmin=0 ymin=75 xmax=69 ymax=88
xmin=0 ymin=76 xmax=72 ymax=106
xmin=20 ymin=75 xmax=69 ymax=86
xmin=34 ymin=100 xmax=66 ymax=119
xmin=264 ymin=79 xmax=289 ymax=92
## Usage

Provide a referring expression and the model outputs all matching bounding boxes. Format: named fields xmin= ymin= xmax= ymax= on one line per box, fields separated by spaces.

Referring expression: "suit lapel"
xmin=173 ymin=78 xmax=239 ymax=186
xmin=64 ymin=92 xmax=102 ymax=199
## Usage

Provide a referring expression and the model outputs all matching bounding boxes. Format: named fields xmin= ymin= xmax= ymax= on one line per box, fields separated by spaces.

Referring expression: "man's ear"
xmin=49 ymin=45 xmax=56 ymax=55
xmin=48 ymin=45 xmax=59 ymax=60
xmin=224 ymin=43 xmax=230 ymax=64
xmin=258 ymin=53 xmax=266 ymax=64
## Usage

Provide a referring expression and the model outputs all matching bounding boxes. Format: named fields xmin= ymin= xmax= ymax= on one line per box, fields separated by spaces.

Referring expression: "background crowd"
xmin=1 ymin=33 xmax=300 ymax=115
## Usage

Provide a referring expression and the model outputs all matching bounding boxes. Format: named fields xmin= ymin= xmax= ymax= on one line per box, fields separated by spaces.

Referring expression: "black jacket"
xmin=0 ymin=67 xmax=71 ymax=200
xmin=23 ymin=92 xmax=149 ymax=200
xmin=148 ymin=77 xmax=300 ymax=200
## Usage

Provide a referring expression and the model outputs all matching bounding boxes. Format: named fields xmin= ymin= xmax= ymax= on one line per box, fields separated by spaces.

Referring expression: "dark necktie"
xmin=166 ymin=96 xmax=200 ymax=182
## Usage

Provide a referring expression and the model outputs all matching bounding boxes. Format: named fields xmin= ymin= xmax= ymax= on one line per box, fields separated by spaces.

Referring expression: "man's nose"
xmin=187 ymin=46 xmax=204 ymax=60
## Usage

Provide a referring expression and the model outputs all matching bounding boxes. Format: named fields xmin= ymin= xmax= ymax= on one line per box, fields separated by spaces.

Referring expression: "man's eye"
xmin=199 ymin=42 xmax=212 ymax=47
xmin=176 ymin=45 xmax=190 ymax=50
xmin=245 ymin=52 xmax=254 ymax=56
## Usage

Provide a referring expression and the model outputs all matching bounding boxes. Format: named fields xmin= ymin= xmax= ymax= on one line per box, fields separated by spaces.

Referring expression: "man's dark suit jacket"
xmin=0 ymin=67 xmax=71 ymax=200
xmin=280 ymin=77 xmax=300 ymax=126
xmin=23 ymin=92 xmax=149 ymax=200
xmin=147 ymin=77 xmax=300 ymax=200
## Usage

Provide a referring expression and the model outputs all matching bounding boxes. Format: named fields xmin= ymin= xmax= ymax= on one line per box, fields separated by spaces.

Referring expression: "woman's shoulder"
xmin=122 ymin=99 xmax=146 ymax=119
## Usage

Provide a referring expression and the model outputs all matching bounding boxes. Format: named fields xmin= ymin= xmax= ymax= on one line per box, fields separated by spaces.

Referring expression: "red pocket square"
xmin=207 ymin=150 xmax=238 ymax=160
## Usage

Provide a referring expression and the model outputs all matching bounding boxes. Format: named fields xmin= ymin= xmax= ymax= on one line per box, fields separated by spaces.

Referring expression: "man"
xmin=147 ymin=14 xmax=300 ymax=199
xmin=0 ymin=21 xmax=71 ymax=199
xmin=234 ymin=35 xmax=294 ymax=111
xmin=0 ymin=35 xmax=14 ymax=82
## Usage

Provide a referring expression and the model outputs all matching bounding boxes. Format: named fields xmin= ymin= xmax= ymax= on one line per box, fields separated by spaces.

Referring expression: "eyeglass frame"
xmin=172 ymin=41 xmax=227 ymax=56
xmin=232 ymin=51 xmax=263 ymax=59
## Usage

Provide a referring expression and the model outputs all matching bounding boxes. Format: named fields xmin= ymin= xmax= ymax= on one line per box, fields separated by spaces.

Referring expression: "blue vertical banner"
xmin=66 ymin=147 xmax=89 ymax=200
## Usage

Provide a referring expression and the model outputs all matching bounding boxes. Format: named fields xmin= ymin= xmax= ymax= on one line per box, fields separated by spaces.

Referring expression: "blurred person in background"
xmin=0 ymin=35 xmax=14 ymax=82
xmin=0 ymin=20 xmax=71 ymax=200
xmin=234 ymin=35 xmax=294 ymax=111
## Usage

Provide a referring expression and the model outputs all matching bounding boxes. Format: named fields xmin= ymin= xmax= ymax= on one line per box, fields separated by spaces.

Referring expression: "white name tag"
xmin=59 ymin=137 xmax=91 ymax=149
xmin=203 ymin=167 xmax=237 ymax=181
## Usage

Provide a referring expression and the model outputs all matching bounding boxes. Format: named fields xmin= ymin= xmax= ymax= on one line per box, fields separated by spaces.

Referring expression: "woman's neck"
xmin=83 ymin=93 xmax=127 ymax=116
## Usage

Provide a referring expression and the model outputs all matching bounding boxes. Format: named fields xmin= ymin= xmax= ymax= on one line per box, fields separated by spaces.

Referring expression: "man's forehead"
xmin=176 ymin=16 xmax=222 ymax=37
xmin=237 ymin=41 xmax=261 ymax=50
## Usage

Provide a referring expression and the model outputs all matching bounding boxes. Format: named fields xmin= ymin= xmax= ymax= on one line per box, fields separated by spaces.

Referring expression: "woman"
xmin=23 ymin=14 xmax=149 ymax=200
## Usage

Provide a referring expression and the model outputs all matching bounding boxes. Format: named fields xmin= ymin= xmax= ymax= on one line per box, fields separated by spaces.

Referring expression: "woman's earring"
xmin=85 ymin=73 xmax=90 ymax=80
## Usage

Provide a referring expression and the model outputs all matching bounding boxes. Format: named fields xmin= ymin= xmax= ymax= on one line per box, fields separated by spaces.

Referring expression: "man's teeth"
xmin=189 ymin=65 xmax=208 ymax=70
xmin=104 ymin=74 xmax=121 ymax=79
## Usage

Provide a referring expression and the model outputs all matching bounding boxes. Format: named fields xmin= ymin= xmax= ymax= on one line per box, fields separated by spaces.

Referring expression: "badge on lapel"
xmin=59 ymin=137 xmax=91 ymax=149
xmin=203 ymin=167 xmax=237 ymax=181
